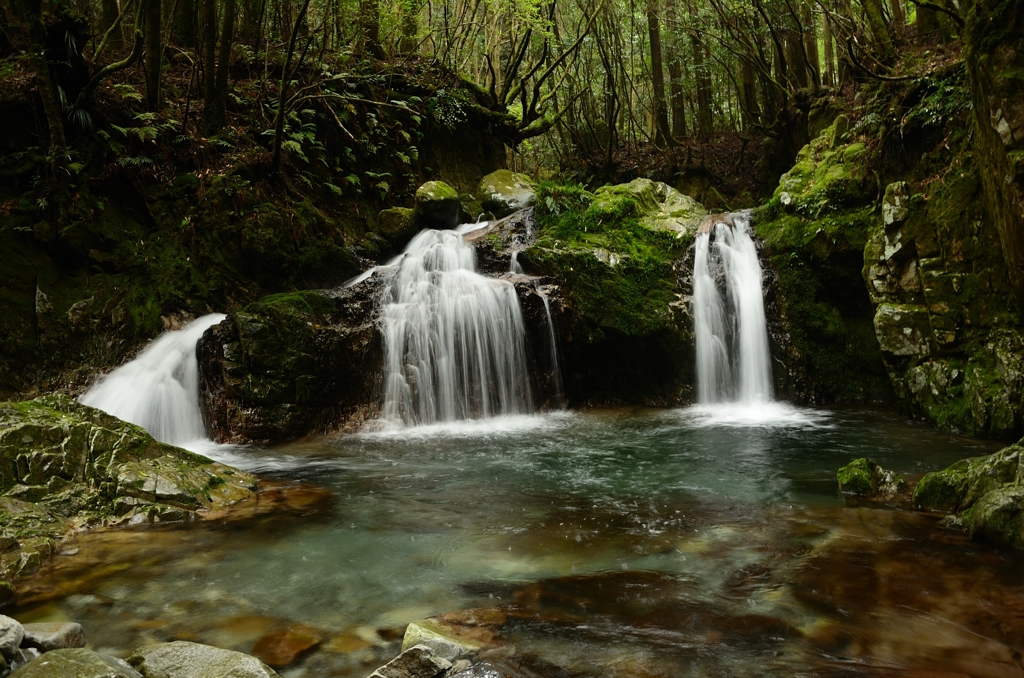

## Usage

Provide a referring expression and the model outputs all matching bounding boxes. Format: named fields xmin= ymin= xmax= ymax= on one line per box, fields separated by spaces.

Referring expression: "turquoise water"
xmin=12 ymin=405 xmax=1023 ymax=677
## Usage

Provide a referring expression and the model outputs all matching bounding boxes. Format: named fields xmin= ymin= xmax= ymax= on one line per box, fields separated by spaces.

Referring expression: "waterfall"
xmin=693 ymin=215 xmax=773 ymax=404
xmin=381 ymin=226 xmax=534 ymax=426
xmin=79 ymin=314 xmax=225 ymax=446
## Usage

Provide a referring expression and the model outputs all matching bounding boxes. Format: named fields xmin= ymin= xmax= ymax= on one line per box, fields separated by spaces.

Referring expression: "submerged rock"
xmin=914 ymin=440 xmax=1024 ymax=547
xmin=128 ymin=641 xmax=280 ymax=678
xmin=0 ymin=396 xmax=257 ymax=580
xmin=836 ymin=458 xmax=906 ymax=498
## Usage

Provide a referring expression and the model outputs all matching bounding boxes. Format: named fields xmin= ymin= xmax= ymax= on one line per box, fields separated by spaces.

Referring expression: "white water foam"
xmin=380 ymin=227 xmax=534 ymax=426
xmin=79 ymin=314 xmax=225 ymax=446
xmin=679 ymin=402 xmax=832 ymax=429
xmin=693 ymin=214 xmax=773 ymax=404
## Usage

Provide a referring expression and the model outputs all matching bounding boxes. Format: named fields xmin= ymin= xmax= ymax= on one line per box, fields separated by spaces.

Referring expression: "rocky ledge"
xmin=0 ymin=395 xmax=257 ymax=592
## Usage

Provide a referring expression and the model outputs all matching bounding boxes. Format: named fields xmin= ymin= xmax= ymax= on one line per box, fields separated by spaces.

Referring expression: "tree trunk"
xmin=201 ymin=0 xmax=217 ymax=128
xmin=646 ymin=0 xmax=670 ymax=146
xmin=889 ymin=0 xmax=905 ymax=42
xmin=20 ymin=0 xmax=66 ymax=166
xmin=399 ymin=0 xmax=418 ymax=54
xmin=172 ymin=0 xmax=196 ymax=47
xmin=822 ymin=12 xmax=835 ymax=87
xmin=691 ymin=33 xmax=713 ymax=137
xmin=785 ymin=25 xmax=808 ymax=89
xmin=739 ymin=57 xmax=760 ymax=129
xmin=802 ymin=4 xmax=819 ymax=88
xmin=204 ymin=0 xmax=235 ymax=133
xmin=916 ymin=5 xmax=941 ymax=44
xmin=144 ymin=0 xmax=162 ymax=110
xmin=862 ymin=0 xmax=894 ymax=61
xmin=101 ymin=0 xmax=123 ymax=52
xmin=270 ymin=0 xmax=313 ymax=173
xmin=360 ymin=0 xmax=382 ymax=57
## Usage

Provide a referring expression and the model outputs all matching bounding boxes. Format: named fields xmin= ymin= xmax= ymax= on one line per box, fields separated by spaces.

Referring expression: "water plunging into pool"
xmin=380 ymin=225 xmax=534 ymax=426
xmin=693 ymin=214 xmax=773 ymax=406
xmin=79 ymin=314 xmax=225 ymax=446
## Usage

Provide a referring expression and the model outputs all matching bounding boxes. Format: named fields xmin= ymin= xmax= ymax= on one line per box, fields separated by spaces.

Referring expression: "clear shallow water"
xmin=13 ymin=406 xmax=1024 ymax=677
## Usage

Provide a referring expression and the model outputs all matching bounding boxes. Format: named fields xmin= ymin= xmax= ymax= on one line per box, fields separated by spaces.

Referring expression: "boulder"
xmin=20 ymin=622 xmax=85 ymax=651
xmin=402 ymin=621 xmax=484 ymax=662
xmin=414 ymin=181 xmax=461 ymax=229
xmin=913 ymin=441 xmax=1024 ymax=548
xmin=0 ymin=615 xmax=23 ymax=662
xmin=250 ymin=624 xmax=322 ymax=668
xmin=476 ymin=170 xmax=536 ymax=218
xmin=198 ymin=285 xmax=383 ymax=444
xmin=0 ymin=396 xmax=257 ymax=578
xmin=127 ymin=641 xmax=280 ymax=678
xmin=8 ymin=648 xmax=141 ymax=678
xmin=368 ymin=645 xmax=451 ymax=678
xmin=835 ymin=458 xmax=906 ymax=498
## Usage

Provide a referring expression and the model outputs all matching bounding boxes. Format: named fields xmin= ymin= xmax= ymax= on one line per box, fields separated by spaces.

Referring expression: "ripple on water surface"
xmin=10 ymin=407 xmax=1021 ymax=677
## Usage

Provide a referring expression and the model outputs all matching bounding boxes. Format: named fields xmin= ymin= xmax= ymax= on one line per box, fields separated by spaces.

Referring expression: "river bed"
xmin=10 ymin=405 xmax=1024 ymax=677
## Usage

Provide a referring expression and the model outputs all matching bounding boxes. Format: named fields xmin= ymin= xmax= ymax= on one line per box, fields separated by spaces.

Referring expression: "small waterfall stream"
xmin=79 ymin=314 xmax=225 ymax=446
xmin=381 ymin=226 xmax=534 ymax=426
xmin=693 ymin=215 xmax=773 ymax=404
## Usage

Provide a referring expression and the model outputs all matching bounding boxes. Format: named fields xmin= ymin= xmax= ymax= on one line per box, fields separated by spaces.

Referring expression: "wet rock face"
xmin=863 ymin=171 xmax=1023 ymax=438
xmin=913 ymin=440 xmax=1024 ymax=548
xmin=197 ymin=284 xmax=384 ymax=444
xmin=0 ymin=396 xmax=256 ymax=581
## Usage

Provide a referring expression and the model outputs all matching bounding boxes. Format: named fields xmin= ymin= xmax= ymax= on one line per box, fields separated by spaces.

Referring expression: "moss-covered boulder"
xmin=476 ymin=170 xmax=536 ymax=218
xmin=913 ymin=440 xmax=1024 ymax=548
xmin=197 ymin=284 xmax=383 ymax=443
xmin=521 ymin=180 xmax=703 ymax=405
xmin=414 ymin=181 xmax=462 ymax=229
xmin=377 ymin=207 xmax=419 ymax=247
xmin=753 ymin=118 xmax=890 ymax=404
xmin=836 ymin=458 xmax=906 ymax=498
xmin=0 ymin=396 xmax=256 ymax=582
xmin=9 ymin=648 xmax=143 ymax=677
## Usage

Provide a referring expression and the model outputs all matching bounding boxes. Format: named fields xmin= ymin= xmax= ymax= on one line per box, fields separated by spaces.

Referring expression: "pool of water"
xmin=12 ymin=405 xmax=1024 ymax=677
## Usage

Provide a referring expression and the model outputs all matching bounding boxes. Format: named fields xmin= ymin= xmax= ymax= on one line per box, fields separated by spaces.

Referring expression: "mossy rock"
xmin=377 ymin=207 xmax=419 ymax=246
xmin=836 ymin=458 xmax=906 ymax=498
xmin=477 ymin=170 xmax=536 ymax=218
xmin=0 ymin=396 xmax=257 ymax=580
xmin=913 ymin=442 xmax=1022 ymax=513
xmin=414 ymin=181 xmax=461 ymax=229
xmin=964 ymin=485 xmax=1024 ymax=548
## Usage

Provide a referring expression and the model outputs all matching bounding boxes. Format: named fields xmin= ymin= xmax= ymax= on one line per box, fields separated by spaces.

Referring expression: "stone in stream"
xmin=415 ymin=181 xmax=462 ymax=229
xmin=0 ymin=615 xmax=23 ymax=662
xmin=835 ymin=458 xmax=906 ymax=498
xmin=20 ymin=622 xmax=86 ymax=651
xmin=250 ymin=623 xmax=322 ymax=668
xmin=912 ymin=440 xmax=1024 ymax=548
xmin=127 ymin=641 xmax=280 ymax=678
xmin=7 ymin=648 xmax=141 ymax=678
xmin=367 ymin=644 xmax=451 ymax=678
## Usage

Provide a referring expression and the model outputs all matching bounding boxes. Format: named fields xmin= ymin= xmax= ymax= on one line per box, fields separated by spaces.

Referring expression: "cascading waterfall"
xmin=381 ymin=226 xmax=534 ymax=426
xmin=79 ymin=314 xmax=225 ymax=446
xmin=693 ymin=214 xmax=773 ymax=404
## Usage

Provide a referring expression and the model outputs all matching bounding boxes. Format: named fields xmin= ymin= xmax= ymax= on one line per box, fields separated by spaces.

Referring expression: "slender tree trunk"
xmin=101 ymin=0 xmax=124 ymax=52
xmin=144 ymin=0 xmax=162 ymax=110
xmin=20 ymin=0 xmax=67 ymax=166
xmin=646 ymin=0 xmax=670 ymax=146
xmin=785 ymin=25 xmax=807 ymax=89
xmin=205 ymin=0 xmax=235 ymax=132
xmin=822 ymin=12 xmax=835 ymax=87
xmin=889 ymin=0 xmax=905 ymax=42
xmin=270 ymin=0 xmax=312 ymax=173
xmin=802 ymin=4 xmax=819 ymax=88
xmin=739 ymin=57 xmax=760 ymax=129
xmin=399 ymin=0 xmax=418 ymax=54
xmin=201 ymin=0 xmax=217 ymax=126
xmin=691 ymin=33 xmax=713 ymax=137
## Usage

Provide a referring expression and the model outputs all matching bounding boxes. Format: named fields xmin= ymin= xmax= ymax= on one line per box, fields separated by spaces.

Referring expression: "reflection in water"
xmin=11 ymin=407 xmax=1022 ymax=677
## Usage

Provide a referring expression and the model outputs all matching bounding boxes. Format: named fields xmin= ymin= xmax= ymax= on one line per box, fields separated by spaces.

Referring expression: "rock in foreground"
xmin=8 ymin=648 xmax=141 ymax=678
xmin=913 ymin=440 xmax=1024 ymax=548
xmin=836 ymin=458 xmax=906 ymax=498
xmin=128 ymin=641 xmax=280 ymax=678
xmin=0 ymin=396 xmax=257 ymax=581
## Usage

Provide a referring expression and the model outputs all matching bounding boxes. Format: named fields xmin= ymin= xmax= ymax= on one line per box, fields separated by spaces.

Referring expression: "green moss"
xmin=837 ymin=458 xmax=874 ymax=495
xmin=527 ymin=182 xmax=687 ymax=338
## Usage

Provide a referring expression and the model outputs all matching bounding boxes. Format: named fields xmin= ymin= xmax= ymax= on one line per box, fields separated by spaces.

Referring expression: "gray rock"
xmin=20 ymin=622 xmax=86 ymax=651
xmin=450 ymin=662 xmax=502 ymax=678
xmin=401 ymin=621 xmax=484 ymax=662
xmin=128 ymin=641 xmax=280 ymax=678
xmin=8 ymin=648 xmax=141 ymax=678
xmin=368 ymin=645 xmax=452 ymax=678
xmin=0 ymin=615 xmax=24 ymax=662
